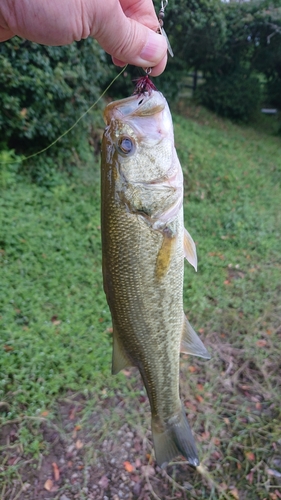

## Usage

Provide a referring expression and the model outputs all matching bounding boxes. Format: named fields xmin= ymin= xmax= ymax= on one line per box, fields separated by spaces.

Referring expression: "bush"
xmin=197 ymin=69 xmax=261 ymax=121
xmin=0 ymin=38 xmax=111 ymax=153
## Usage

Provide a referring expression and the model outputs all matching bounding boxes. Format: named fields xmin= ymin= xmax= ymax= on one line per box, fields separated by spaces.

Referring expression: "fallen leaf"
xmin=267 ymin=469 xmax=281 ymax=478
xmin=123 ymin=461 xmax=134 ymax=473
xmin=246 ymin=471 xmax=254 ymax=484
xmin=75 ymin=439 xmax=84 ymax=449
xmin=188 ymin=366 xmax=197 ymax=373
xmin=245 ymin=451 xmax=255 ymax=461
xmin=197 ymin=384 xmax=204 ymax=392
xmin=3 ymin=345 xmax=14 ymax=352
xmin=185 ymin=401 xmax=197 ymax=412
xmin=229 ymin=487 xmax=239 ymax=499
xmin=141 ymin=465 xmax=155 ymax=476
xmin=212 ymin=437 xmax=221 ymax=446
xmin=69 ymin=407 xmax=76 ymax=420
xmin=195 ymin=394 xmax=204 ymax=404
xmin=41 ymin=411 xmax=49 ymax=417
xmin=44 ymin=479 xmax=54 ymax=491
xmin=52 ymin=462 xmax=60 ymax=481
xmin=98 ymin=475 xmax=109 ymax=489
xmin=256 ymin=339 xmax=267 ymax=347
xmin=200 ymin=431 xmax=210 ymax=441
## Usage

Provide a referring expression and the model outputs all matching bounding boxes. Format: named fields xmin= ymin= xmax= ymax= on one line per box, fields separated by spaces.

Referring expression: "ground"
xmin=1 ymin=328 xmax=281 ymax=500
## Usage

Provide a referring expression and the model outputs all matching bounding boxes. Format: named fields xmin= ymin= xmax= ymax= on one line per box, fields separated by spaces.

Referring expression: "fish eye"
xmin=117 ymin=136 xmax=135 ymax=156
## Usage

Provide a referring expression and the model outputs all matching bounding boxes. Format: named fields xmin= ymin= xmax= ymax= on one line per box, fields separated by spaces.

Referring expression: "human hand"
xmin=0 ymin=0 xmax=167 ymax=76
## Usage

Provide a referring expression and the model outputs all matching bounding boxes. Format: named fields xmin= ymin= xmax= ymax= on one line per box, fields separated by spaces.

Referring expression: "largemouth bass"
xmin=101 ymin=88 xmax=210 ymax=468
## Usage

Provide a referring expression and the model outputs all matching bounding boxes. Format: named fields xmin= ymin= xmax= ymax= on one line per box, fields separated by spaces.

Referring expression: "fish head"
xmin=102 ymin=90 xmax=178 ymax=185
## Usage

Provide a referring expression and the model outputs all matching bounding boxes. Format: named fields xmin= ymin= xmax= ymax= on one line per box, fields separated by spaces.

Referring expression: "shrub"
xmin=0 ymin=37 xmax=111 ymax=152
xmin=197 ymin=69 xmax=261 ymax=121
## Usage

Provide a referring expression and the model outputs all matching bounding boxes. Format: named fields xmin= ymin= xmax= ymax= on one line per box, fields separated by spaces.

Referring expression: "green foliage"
xmin=0 ymin=106 xmax=281 ymax=498
xmin=197 ymin=69 xmax=261 ymax=121
xmin=165 ymin=0 xmax=281 ymax=117
xmin=0 ymin=149 xmax=22 ymax=188
xmin=0 ymin=106 xmax=280 ymax=419
xmin=0 ymin=37 xmax=111 ymax=152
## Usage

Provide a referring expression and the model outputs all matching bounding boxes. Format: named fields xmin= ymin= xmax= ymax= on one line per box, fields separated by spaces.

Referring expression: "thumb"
xmin=91 ymin=2 xmax=167 ymax=74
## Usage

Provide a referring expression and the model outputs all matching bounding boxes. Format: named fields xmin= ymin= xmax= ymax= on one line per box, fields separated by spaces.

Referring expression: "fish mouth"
xmin=103 ymin=91 xmax=166 ymax=125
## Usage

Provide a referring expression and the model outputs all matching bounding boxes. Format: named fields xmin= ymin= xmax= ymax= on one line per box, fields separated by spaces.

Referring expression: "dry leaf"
xmin=246 ymin=471 xmax=254 ymax=484
xmin=256 ymin=339 xmax=267 ymax=347
xmin=245 ymin=451 xmax=255 ymax=462
xmin=44 ymin=479 xmax=54 ymax=491
xmin=98 ymin=475 xmax=109 ymax=489
xmin=188 ymin=366 xmax=197 ymax=373
xmin=41 ymin=411 xmax=49 ymax=417
xmin=69 ymin=407 xmax=76 ymax=420
xmin=3 ymin=345 xmax=14 ymax=352
xmin=267 ymin=469 xmax=281 ymax=478
xmin=52 ymin=462 xmax=60 ymax=481
xmin=75 ymin=439 xmax=84 ymax=449
xmin=229 ymin=487 xmax=239 ymax=499
xmin=123 ymin=461 xmax=134 ymax=473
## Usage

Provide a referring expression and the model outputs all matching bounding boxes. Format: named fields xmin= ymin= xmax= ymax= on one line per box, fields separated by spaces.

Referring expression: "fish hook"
xmin=143 ymin=0 xmax=173 ymax=74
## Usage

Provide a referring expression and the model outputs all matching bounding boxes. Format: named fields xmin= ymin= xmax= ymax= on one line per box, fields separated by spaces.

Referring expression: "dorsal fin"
xmin=181 ymin=316 xmax=210 ymax=359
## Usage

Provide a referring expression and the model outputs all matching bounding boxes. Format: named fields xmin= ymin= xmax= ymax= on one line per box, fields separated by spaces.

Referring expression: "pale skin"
xmin=0 ymin=0 xmax=167 ymax=76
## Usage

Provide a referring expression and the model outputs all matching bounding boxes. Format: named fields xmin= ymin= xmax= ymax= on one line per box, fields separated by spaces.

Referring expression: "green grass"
xmin=0 ymin=104 xmax=281 ymax=499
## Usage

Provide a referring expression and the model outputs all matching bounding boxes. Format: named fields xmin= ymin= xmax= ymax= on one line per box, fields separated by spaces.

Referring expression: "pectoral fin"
xmin=181 ymin=316 xmax=211 ymax=359
xmin=184 ymin=228 xmax=197 ymax=271
xmin=112 ymin=331 xmax=132 ymax=375
xmin=155 ymin=229 xmax=176 ymax=280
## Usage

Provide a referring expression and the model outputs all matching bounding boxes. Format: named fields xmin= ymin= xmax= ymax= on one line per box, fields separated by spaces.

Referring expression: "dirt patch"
xmin=1 ymin=329 xmax=281 ymax=500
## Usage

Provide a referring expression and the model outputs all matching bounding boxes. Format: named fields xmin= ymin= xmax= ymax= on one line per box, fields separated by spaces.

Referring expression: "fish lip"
xmin=103 ymin=91 xmax=165 ymax=125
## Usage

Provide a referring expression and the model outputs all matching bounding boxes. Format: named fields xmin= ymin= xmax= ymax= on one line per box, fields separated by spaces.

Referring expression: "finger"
xmin=91 ymin=1 xmax=167 ymax=71
xmin=119 ymin=0 xmax=159 ymax=29
xmin=112 ymin=52 xmax=167 ymax=77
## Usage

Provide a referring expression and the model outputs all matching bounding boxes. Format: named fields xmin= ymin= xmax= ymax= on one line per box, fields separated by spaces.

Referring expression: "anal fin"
xmin=112 ymin=331 xmax=132 ymax=375
xmin=181 ymin=316 xmax=211 ymax=359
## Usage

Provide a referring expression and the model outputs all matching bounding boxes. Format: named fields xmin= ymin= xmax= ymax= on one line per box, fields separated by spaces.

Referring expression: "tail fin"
xmin=151 ymin=407 xmax=199 ymax=468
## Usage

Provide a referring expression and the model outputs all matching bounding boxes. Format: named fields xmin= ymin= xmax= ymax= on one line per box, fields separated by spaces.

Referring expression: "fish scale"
xmin=101 ymin=90 xmax=210 ymax=468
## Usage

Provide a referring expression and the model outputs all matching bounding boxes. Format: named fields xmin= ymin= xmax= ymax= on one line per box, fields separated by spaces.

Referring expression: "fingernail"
xmin=139 ymin=31 xmax=167 ymax=64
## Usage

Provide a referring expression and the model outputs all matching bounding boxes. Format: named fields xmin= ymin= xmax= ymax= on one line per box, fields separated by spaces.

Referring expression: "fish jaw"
xmin=103 ymin=90 xmax=174 ymax=149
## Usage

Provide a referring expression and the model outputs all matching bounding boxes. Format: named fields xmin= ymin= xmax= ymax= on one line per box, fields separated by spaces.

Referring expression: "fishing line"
xmin=0 ymin=64 xmax=128 ymax=165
